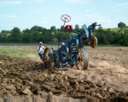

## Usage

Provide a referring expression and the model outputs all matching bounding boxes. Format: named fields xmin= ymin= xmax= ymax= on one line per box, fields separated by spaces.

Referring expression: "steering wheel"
xmin=61 ymin=14 xmax=71 ymax=23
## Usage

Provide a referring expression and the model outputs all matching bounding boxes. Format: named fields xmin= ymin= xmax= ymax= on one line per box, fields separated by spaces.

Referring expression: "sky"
xmin=0 ymin=0 xmax=128 ymax=30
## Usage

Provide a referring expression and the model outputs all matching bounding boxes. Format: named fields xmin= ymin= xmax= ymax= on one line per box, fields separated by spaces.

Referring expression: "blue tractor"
xmin=39 ymin=15 xmax=101 ymax=69
xmin=44 ymin=22 xmax=100 ymax=69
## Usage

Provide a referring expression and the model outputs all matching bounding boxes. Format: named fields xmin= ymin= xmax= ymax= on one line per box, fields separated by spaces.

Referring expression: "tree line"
xmin=0 ymin=22 xmax=128 ymax=46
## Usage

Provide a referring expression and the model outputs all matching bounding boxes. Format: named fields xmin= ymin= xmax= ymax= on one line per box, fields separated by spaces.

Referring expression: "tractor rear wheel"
xmin=78 ymin=48 xmax=88 ymax=70
xmin=82 ymin=48 xmax=89 ymax=69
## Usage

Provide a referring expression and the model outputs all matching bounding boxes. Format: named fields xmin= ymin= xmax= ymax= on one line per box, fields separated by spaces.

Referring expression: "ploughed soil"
xmin=0 ymin=47 xmax=128 ymax=101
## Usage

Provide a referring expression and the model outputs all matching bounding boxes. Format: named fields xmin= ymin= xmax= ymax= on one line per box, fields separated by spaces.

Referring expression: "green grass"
xmin=0 ymin=45 xmax=39 ymax=61
xmin=0 ymin=44 xmax=58 ymax=61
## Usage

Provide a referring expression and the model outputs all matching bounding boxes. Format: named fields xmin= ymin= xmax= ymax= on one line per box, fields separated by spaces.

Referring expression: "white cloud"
xmin=0 ymin=14 xmax=17 ymax=20
xmin=0 ymin=0 xmax=22 ymax=5
xmin=8 ymin=15 xmax=17 ymax=19
xmin=65 ymin=0 xmax=95 ymax=4
xmin=22 ymin=0 xmax=46 ymax=5
xmin=115 ymin=2 xmax=128 ymax=8
xmin=34 ymin=0 xmax=45 ymax=3
xmin=84 ymin=13 xmax=114 ymax=28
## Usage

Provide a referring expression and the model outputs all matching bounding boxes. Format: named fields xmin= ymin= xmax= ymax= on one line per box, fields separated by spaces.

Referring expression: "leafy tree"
xmin=31 ymin=26 xmax=45 ymax=32
xmin=50 ymin=26 xmax=56 ymax=32
xmin=30 ymin=26 xmax=47 ymax=43
xmin=0 ymin=30 xmax=10 ymax=42
xmin=9 ymin=27 xmax=21 ymax=42
xmin=118 ymin=22 xmax=126 ymax=28
xmin=22 ymin=29 xmax=31 ymax=43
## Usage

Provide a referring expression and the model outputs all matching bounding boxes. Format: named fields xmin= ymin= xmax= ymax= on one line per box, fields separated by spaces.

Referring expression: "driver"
xmin=59 ymin=42 xmax=69 ymax=67
xmin=37 ymin=42 xmax=46 ymax=63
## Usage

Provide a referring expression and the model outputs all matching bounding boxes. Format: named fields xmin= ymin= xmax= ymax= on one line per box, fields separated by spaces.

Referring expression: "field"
xmin=0 ymin=45 xmax=128 ymax=101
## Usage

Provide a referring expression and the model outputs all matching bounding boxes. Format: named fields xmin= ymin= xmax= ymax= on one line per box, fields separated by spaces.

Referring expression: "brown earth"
xmin=0 ymin=47 xmax=128 ymax=101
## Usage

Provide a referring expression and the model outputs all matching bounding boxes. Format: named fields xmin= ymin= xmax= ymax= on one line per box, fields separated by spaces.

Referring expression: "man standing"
xmin=37 ymin=42 xmax=46 ymax=63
